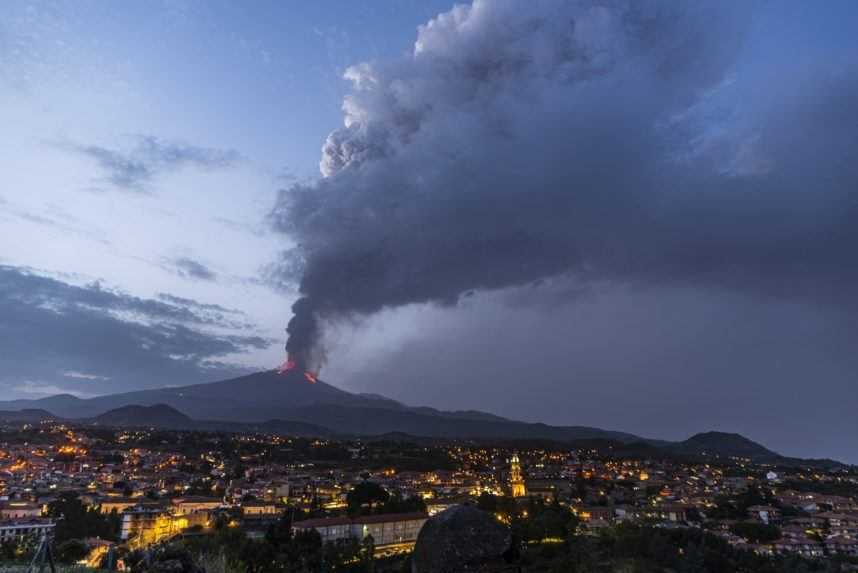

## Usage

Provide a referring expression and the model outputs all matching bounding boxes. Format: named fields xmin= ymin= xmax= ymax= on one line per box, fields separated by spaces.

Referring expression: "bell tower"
xmin=509 ymin=453 xmax=526 ymax=498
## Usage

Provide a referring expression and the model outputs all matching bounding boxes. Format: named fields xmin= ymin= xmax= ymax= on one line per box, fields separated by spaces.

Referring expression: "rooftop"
xmin=294 ymin=512 xmax=428 ymax=529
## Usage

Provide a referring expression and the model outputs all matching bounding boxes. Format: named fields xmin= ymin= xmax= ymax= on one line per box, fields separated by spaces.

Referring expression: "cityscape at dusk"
xmin=1 ymin=1 xmax=857 ymax=571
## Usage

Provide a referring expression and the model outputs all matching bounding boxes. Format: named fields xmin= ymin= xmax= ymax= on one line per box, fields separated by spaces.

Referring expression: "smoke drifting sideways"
xmin=271 ymin=0 xmax=858 ymax=373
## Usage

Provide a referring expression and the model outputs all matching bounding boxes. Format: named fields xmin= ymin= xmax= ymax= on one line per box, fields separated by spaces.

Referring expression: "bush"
xmin=55 ymin=539 xmax=90 ymax=564
xmin=730 ymin=521 xmax=782 ymax=543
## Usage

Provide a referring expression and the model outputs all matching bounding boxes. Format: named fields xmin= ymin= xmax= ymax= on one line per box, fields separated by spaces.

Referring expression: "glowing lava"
xmin=278 ymin=358 xmax=317 ymax=384
xmin=278 ymin=359 xmax=297 ymax=374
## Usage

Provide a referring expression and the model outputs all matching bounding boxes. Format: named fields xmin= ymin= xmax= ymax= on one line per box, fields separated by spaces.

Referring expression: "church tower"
xmin=509 ymin=453 xmax=526 ymax=498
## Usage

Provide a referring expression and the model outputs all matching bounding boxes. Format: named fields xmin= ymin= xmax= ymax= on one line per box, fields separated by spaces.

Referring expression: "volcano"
xmin=0 ymin=370 xmax=403 ymax=421
xmin=0 ymin=370 xmax=841 ymax=466
xmin=0 ymin=369 xmax=646 ymax=443
xmin=277 ymin=358 xmax=317 ymax=383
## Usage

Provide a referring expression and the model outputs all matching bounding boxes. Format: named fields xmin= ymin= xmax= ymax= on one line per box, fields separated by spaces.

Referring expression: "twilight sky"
xmin=1 ymin=1 xmax=857 ymax=463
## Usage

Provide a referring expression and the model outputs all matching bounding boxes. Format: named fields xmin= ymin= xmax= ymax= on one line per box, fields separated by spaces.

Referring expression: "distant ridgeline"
xmin=0 ymin=371 xmax=846 ymax=468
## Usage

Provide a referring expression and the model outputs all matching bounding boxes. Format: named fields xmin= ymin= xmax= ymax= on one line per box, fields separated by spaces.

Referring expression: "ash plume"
xmin=271 ymin=0 xmax=858 ymax=368
xmin=284 ymin=297 xmax=325 ymax=373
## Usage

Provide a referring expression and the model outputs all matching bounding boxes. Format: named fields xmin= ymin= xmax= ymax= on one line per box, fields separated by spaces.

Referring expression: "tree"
xmin=679 ymin=542 xmax=705 ymax=573
xmin=380 ymin=493 xmax=426 ymax=515
xmin=55 ymin=539 xmax=90 ymax=564
xmin=0 ymin=538 xmax=19 ymax=561
xmin=347 ymin=482 xmax=390 ymax=515
xmin=360 ymin=534 xmax=375 ymax=573
xmin=477 ymin=492 xmax=499 ymax=513
xmin=730 ymin=521 xmax=781 ymax=543
xmin=685 ymin=508 xmax=703 ymax=523
xmin=48 ymin=492 xmax=120 ymax=543
xmin=288 ymin=529 xmax=322 ymax=572
xmin=265 ymin=512 xmax=293 ymax=549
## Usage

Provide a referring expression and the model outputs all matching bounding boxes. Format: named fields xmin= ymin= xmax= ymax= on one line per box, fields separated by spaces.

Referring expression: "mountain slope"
xmin=0 ymin=371 xmax=401 ymax=420
xmin=0 ymin=371 xmax=826 ymax=466
xmin=671 ymin=431 xmax=781 ymax=461
xmin=0 ymin=395 xmax=85 ymax=416
xmin=80 ymin=403 xmax=330 ymax=436
xmin=0 ymin=409 xmax=57 ymax=423
xmin=90 ymin=404 xmax=194 ymax=429
xmin=0 ymin=372 xmax=821 ymax=464
xmin=275 ymin=403 xmax=643 ymax=442
xmin=0 ymin=370 xmax=643 ymax=443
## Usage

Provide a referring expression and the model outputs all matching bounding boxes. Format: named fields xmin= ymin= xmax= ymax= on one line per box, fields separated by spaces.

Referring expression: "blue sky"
xmin=2 ymin=1 xmax=857 ymax=463
xmin=0 ymin=0 xmax=453 ymax=392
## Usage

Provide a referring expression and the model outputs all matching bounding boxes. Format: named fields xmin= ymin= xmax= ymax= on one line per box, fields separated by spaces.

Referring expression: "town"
xmin=0 ymin=421 xmax=855 ymax=572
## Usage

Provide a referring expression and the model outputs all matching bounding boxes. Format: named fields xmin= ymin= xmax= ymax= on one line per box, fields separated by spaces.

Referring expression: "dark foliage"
xmin=47 ymin=492 xmax=121 ymax=543
xmin=730 ymin=522 xmax=782 ymax=543
xmin=347 ymin=482 xmax=390 ymax=515
xmin=55 ymin=538 xmax=90 ymax=563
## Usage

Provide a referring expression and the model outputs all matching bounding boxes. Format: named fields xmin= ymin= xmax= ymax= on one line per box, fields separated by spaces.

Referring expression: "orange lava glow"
xmin=277 ymin=357 xmax=317 ymax=383
xmin=278 ymin=358 xmax=297 ymax=374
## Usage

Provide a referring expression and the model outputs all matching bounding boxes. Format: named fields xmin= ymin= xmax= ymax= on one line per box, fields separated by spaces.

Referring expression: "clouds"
xmin=62 ymin=370 xmax=110 ymax=381
xmin=0 ymin=198 xmax=110 ymax=245
xmin=263 ymin=0 xmax=858 ymax=462
xmin=170 ymin=257 xmax=218 ymax=281
xmin=2 ymin=0 xmax=856 ymax=462
xmin=270 ymin=0 xmax=858 ymax=330
xmin=328 ymin=283 xmax=858 ymax=462
xmin=272 ymin=0 xmax=745 ymax=320
xmin=0 ymin=265 xmax=269 ymax=397
xmin=62 ymin=135 xmax=240 ymax=193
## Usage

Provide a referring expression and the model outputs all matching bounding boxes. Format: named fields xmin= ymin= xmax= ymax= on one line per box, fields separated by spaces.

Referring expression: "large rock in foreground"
xmin=412 ymin=505 xmax=512 ymax=573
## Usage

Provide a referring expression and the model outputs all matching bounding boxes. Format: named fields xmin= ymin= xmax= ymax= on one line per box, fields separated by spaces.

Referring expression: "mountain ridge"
xmin=0 ymin=370 xmax=844 ymax=467
xmin=0 ymin=370 xmax=643 ymax=443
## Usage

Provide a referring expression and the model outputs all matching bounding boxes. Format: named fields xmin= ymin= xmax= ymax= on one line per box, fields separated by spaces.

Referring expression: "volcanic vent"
xmin=277 ymin=358 xmax=317 ymax=384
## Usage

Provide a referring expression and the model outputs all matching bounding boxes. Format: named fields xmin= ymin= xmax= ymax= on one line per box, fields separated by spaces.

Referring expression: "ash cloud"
xmin=270 ymin=0 xmax=858 ymax=368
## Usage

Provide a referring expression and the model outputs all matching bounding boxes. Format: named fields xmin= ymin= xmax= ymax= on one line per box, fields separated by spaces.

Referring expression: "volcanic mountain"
xmin=0 ymin=371 xmax=393 ymax=420
xmin=0 ymin=371 xmax=842 ymax=466
xmin=0 ymin=370 xmax=640 ymax=442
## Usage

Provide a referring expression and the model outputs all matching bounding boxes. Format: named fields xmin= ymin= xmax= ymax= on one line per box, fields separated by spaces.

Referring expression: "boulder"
xmin=412 ymin=505 xmax=511 ymax=573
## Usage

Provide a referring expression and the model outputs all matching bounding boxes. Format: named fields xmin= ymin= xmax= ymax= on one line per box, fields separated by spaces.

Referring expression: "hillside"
xmin=78 ymin=403 xmax=331 ymax=437
xmin=671 ymin=431 xmax=781 ymax=461
xmin=0 ymin=409 xmax=57 ymax=423
xmin=0 ymin=370 xmax=403 ymax=420
xmin=0 ymin=370 xmax=639 ymax=443
xmin=89 ymin=404 xmax=194 ymax=429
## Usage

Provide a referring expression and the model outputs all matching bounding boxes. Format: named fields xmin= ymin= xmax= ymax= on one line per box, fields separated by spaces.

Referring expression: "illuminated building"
xmin=292 ymin=512 xmax=427 ymax=548
xmin=0 ymin=519 xmax=55 ymax=543
xmin=98 ymin=498 xmax=138 ymax=515
xmin=171 ymin=496 xmax=222 ymax=516
xmin=0 ymin=501 xmax=42 ymax=520
xmin=509 ymin=454 xmax=526 ymax=498
xmin=241 ymin=500 xmax=278 ymax=519
xmin=120 ymin=507 xmax=202 ymax=548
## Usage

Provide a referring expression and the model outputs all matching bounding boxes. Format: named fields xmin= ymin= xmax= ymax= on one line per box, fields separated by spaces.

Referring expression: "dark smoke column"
xmin=273 ymin=1 xmax=746 ymax=377
xmin=284 ymin=297 xmax=323 ymax=374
